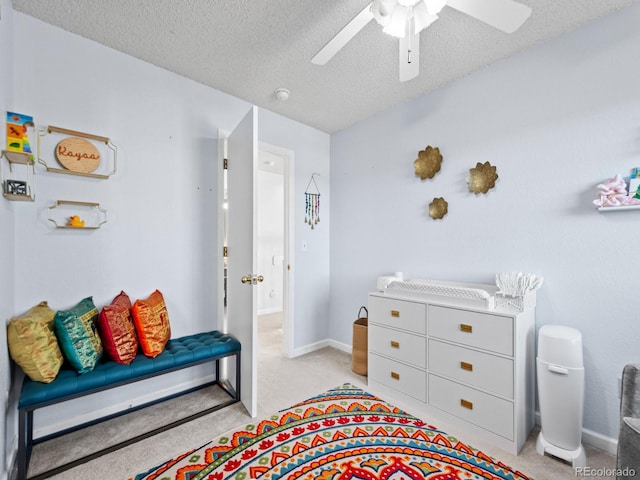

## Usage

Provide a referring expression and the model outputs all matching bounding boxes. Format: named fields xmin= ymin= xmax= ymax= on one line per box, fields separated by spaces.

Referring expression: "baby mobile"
xmin=304 ymin=173 xmax=321 ymax=229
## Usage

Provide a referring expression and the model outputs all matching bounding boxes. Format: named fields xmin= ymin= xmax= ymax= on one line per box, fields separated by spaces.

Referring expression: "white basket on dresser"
xmin=367 ymin=279 xmax=536 ymax=455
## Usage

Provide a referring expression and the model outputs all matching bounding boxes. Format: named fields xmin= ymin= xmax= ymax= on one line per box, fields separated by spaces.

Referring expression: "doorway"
xmin=257 ymin=150 xmax=285 ymax=356
xmin=256 ymin=142 xmax=294 ymax=359
xmin=218 ymin=133 xmax=295 ymax=360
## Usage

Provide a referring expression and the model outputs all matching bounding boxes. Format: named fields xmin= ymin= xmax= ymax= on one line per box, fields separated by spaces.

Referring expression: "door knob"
xmin=241 ymin=274 xmax=264 ymax=284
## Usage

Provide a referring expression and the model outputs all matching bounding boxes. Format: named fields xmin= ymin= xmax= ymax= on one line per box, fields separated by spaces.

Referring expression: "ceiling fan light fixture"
xmin=424 ymin=0 xmax=448 ymax=15
xmin=371 ymin=0 xmax=397 ymax=27
xmin=382 ymin=6 xmax=409 ymax=38
xmin=413 ymin=1 xmax=439 ymax=33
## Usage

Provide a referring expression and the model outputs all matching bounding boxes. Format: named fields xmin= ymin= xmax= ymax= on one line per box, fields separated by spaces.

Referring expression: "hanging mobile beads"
xmin=304 ymin=173 xmax=321 ymax=230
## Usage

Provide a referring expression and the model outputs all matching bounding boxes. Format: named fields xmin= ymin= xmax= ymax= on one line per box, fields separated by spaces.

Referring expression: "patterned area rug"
xmin=131 ymin=384 xmax=531 ymax=480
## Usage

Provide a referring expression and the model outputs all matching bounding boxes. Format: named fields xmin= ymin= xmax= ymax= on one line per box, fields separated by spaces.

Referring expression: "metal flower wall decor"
xmin=429 ymin=197 xmax=448 ymax=220
xmin=468 ymin=161 xmax=498 ymax=194
xmin=414 ymin=146 xmax=442 ymax=180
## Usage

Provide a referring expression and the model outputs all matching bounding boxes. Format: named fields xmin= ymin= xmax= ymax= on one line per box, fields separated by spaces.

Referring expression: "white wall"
xmin=10 ymin=12 xmax=330 ymax=437
xmin=330 ymin=3 xmax=640 ymax=444
xmin=0 ymin=0 xmax=16 ymax=477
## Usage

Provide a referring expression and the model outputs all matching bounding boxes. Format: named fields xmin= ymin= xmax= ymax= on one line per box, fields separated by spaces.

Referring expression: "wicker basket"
xmin=352 ymin=307 xmax=368 ymax=376
xmin=495 ymin=291 xmax=536 ymax=312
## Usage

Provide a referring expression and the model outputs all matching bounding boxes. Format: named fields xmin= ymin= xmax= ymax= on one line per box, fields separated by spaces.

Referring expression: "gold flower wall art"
xmin=414 ymin=146 xmax=442 ymax=180
xmin=429 ymin=197 xmax=448 ymax=220
xmin=468 ymin=161 xmax=498 ymax=194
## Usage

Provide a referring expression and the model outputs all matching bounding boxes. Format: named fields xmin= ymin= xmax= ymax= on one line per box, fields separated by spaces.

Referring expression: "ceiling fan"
xmin=311 ymin=0 xmax=532 ymax=82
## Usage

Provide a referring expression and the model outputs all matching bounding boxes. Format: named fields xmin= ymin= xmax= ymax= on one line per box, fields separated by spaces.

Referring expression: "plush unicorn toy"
xmin=593 ymin=174 xmax=640 ymax=207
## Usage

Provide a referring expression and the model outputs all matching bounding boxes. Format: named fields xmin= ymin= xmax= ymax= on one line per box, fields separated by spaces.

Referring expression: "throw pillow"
xmin=132 ymin=290 xmax=171 ymax=358
xmin=7 ymin=301 xmax=64 ymax=383
xmin=54 ymin=297 xmax=103 ymax=373
xmin=97 ymin=291 xmax=139 ymax=364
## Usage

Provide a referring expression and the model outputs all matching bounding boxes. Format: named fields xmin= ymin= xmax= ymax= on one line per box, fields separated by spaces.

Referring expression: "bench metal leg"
xmin=18 ymin=408 xmax=33 ymax=480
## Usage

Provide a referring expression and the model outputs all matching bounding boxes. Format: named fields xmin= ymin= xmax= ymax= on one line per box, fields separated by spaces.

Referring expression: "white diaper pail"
xmin=536 ymin=325 xmax=586 ymax=467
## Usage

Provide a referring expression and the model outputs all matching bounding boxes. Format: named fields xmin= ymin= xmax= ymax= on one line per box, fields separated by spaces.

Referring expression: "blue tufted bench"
xmin=17 ymin=330 xmax=241 ymax=480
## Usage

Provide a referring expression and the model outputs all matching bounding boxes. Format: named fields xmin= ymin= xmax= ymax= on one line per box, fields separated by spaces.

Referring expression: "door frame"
xmin=217 ymin=131 xmax=295 ymax=358
xmin=258 ymin=141 xmax=295 ymax=358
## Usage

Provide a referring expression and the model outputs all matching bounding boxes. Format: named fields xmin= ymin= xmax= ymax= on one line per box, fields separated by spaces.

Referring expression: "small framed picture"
xmin=5 ymin=180 xmax=28 ymax=195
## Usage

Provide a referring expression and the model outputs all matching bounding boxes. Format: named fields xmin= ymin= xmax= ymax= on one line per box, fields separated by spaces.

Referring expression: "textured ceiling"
xmin=11 ymin=0 xmax=635 ymax=133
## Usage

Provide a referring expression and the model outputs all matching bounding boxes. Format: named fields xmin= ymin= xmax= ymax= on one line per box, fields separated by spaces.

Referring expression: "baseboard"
xmin=33 ymin=374 xmax=217 ymax=439
xmin=290 ymin=338 xmax=352 ymax=358
xmin=291 ymin=339 xmax=330 ymax=357
xmin=4 ymin=436 xmax=17 ymax=480
xmin=327 ymin=339 xmax=351 ymax=354
xmin=534 ymin=411 xmax=617 ymax=455
xmin=258 ymin=307 xmax=283 ymax=316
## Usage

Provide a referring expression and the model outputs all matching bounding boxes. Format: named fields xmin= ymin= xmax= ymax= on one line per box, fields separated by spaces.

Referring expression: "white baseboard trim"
xmin=327 ymin=339 xmax=351 ymax=354
xmin=534 ymin=411 xmax=617 ymax=455
xmin=291 ymin=339 xmax=330 ymax=357
xmin=4 ymin=436 xmax=17 ymax=480
xmin=290 ymin=339 xmax=352 ymax=358
xmin=258 ymin=307 xmax=283 ymax=316
xmin=33 ymin=374 xmax=217 ymax=439
xmin=582 ymin=427 xmax=617 ymax=455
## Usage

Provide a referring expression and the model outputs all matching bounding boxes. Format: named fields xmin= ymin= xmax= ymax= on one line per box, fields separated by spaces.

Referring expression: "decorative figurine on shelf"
xmin=593 ymin=174 xmax=640 ymax=208
xmin=68 ymin=215 xmax=85 ymax=228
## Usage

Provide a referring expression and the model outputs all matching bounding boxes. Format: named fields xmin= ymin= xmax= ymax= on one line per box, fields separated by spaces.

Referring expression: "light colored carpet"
xmin=23 ymin=313 xmax=616 ymax=480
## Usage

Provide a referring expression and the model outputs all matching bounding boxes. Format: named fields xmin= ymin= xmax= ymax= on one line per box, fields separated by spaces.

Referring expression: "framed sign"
xmin=5 ymin=180 xmax=27 ymax=196
xmin=37 ymin=126 xmax=117 ymax=179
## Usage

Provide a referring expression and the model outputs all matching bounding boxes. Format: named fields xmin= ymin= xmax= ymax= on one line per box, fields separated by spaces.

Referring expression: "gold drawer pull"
xmin=390 ymin=310 xmax=400 ymax=317
xmin=460 ymin=399 xmax=473 ymax=410
xmin=460 ymin=323 xmax=473 ymax=333
xmin=390 ymin=341 xmax=400 ymax=348
xmin=460 ymin=361 xmax=473 ymax=371
xmin=390 ymin=371 xmax=400 ymax=380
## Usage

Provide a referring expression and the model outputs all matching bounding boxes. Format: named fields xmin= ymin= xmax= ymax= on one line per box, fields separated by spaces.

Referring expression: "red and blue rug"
xmin=131 ymin=384 xmax=531 ymax=480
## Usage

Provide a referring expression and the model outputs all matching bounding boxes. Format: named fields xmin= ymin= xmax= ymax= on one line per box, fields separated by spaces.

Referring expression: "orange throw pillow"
xmin=132 ymin=290 xmax=171 ymax=358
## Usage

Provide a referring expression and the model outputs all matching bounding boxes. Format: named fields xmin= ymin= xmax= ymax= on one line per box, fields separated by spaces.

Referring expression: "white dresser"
xmin=367 ymin=288 xmax=535 ymax=455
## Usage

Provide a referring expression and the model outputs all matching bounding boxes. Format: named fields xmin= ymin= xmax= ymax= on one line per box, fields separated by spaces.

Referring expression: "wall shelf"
xmin=597 ymin=205 xmax=640 ymax=212
xmin=1 ymin=150 xmax=35 ymax=201
xmin=37 ymin=126 xmax=117 ymax=179
xmin=48 ymin=200 xmax=108 ymax=229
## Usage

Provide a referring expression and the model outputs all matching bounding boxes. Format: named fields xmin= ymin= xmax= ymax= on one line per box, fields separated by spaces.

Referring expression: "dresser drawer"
xmin=428 ymin=305 xmax=513 ymax=355
xmin=370 ymin=325 xmax=426 ymax=368
xmin=428 ymin=339 xmax=513 ymax=398
xmin=428 ymin=374 xmax=514 ymax=440
xmin=369 ymin=353 xmax=426 ymax=402
xmin=369 ymin=296 xmax=426 ymax=334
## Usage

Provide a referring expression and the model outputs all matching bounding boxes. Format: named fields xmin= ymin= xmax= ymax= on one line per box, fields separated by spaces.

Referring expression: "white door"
xmin=227 ymin=106 xmax=259 ymax=417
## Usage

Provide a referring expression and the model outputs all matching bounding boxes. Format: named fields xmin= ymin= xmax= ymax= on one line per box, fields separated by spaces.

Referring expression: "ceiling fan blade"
xmin=446 ymin=0 xmax=532 ymax=34
xmin=311 ymin=3 xmax=375 ymax=65
xmin=399 ymin=26 xmax=419 ymax=82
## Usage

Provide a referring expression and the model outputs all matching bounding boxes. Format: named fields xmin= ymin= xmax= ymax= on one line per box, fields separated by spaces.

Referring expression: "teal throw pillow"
xmin=54 ymin=297 xmax=103 ymax=373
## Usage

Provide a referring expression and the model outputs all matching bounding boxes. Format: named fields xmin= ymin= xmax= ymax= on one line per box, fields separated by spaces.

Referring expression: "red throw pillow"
xmin=97 ymin=291 xmax=139 ymax=364
xmin=132 ymin=290 xmax=171 ymax=358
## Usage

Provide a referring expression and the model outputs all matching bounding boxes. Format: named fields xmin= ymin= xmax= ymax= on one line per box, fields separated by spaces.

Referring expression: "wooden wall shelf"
xmin=3 ymin=193 xmax=34 ymax=202
xmin=597 ymin=205 xmax=640 ymax=212
xmin=2 ymin=150 xmax=35 ymax=201
xmin=48 ymin=200 xmax=108 ymax=229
